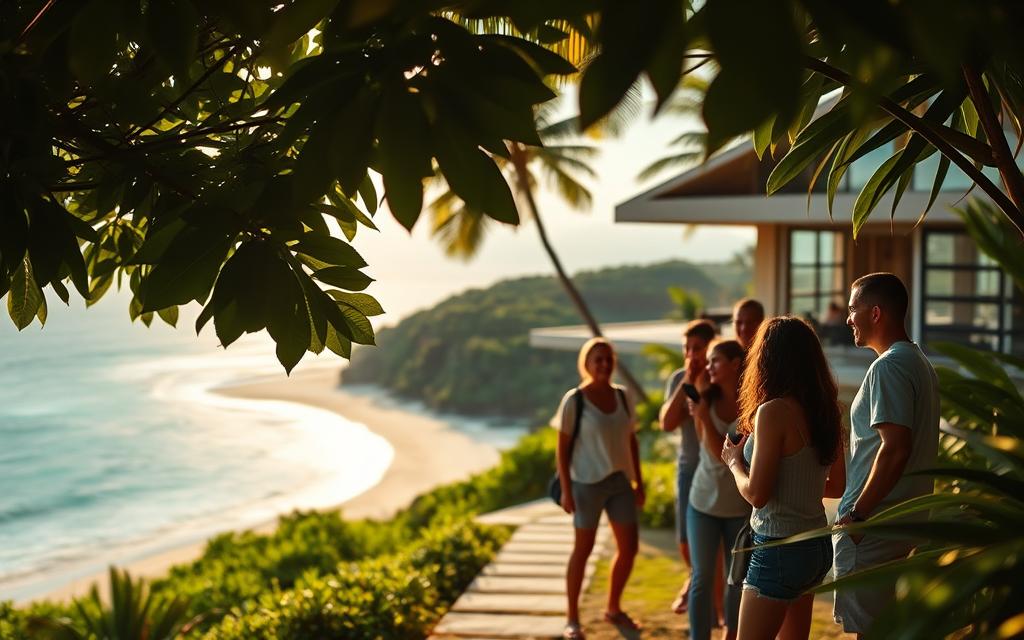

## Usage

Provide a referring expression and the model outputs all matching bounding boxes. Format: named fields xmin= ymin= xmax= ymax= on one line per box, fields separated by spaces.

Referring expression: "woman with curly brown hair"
xmin=721 ymin=316 xmax=846 ymax=640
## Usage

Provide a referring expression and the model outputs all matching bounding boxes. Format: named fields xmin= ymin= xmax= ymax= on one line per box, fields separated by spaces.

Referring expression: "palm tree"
xmin=427 ymin=100 xmax=649 ymax=400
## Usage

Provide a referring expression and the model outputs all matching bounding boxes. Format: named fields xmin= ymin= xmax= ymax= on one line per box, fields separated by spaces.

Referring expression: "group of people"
xmin=554 ymin=273 xmax=940 ymax=640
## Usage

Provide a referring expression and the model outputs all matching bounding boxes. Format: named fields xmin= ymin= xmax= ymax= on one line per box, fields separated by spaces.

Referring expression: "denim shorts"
xmin=571 ymin=471 xmax=637 ymax=530
xmin=743 ymin=532 xmax=833 ymax=601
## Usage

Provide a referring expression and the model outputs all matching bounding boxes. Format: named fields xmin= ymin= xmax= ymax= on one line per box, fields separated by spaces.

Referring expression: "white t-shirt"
xmin=555 ymin=385 xmax=636 ymax=484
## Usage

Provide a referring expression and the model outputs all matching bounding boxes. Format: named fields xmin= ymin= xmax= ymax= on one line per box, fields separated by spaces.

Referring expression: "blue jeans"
xmin=686 ymin=504 xmax=745 ymax=640
xmin=745 ymin=532 xmax=832 ymax=601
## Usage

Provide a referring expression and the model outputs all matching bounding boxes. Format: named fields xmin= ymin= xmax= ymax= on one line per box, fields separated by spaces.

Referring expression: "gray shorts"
xmin=833 ymin=532 xmax=915 ymax=634
xmin=571 ymin=471 xmax=637 ymax=530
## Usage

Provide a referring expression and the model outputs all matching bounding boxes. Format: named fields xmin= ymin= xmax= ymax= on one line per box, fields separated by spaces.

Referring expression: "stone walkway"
xmin=430 ymin=499 xmax=611 ymax=639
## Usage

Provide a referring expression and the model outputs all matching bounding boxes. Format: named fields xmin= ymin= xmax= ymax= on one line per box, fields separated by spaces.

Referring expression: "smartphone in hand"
xmin=681 ymin=383 xmax=701 ymax=403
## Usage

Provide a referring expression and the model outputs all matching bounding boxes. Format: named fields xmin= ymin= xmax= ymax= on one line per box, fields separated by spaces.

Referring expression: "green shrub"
xmin=201 ymin=521 xmax=509 ymax=640
xmin=640 ymin=461 xmax=676 ymax=529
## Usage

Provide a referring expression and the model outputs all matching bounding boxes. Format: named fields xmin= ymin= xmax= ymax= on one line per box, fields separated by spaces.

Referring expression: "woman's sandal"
xmin=603 ymin=610 xmax=642 ymax=631
xmin=563 ymin=621 xmax=585 ymax=639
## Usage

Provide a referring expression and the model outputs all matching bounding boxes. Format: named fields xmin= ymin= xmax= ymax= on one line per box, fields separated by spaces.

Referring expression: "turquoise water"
xmin=0 ymin=294 xmax=395 ymax=602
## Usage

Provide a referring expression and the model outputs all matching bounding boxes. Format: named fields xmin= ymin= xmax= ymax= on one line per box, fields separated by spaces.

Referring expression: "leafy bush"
xmin=201 ymin=521 xmax=509 ymax=640
xmin=640 ymin=461 xmax=676 ymax=529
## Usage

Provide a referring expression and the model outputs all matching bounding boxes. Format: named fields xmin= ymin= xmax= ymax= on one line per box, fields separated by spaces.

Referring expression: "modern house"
xmin=529 ymin=135 xmax=1022 ymax=391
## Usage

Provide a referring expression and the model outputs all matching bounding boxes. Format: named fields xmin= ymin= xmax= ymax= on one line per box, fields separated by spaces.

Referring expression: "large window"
xmin=921 ymin=230 xmax=1021 ymax=352
xmin=788 ymin=229 xmax=846 ymax=323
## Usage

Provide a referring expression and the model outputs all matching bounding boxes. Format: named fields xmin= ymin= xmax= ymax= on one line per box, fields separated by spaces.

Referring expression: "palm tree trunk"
xmin=510 ymin=150 xmax=649 ymax=402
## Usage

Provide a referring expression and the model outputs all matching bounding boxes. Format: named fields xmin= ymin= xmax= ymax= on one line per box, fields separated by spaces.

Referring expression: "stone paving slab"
xmin=475 ymin=499 xmax=565 ymax=526
xmin=451 ymin=592 xmax=565 ymax=615
xmin=500 ymin=543 xmax=574 ymax=557
xmin=469 ymin=576 xmax=566 ymax=594
xmin=433 ymin=612 xmax=565 ymax=638
xmin=481 ymin=562 xmax=593 ymax=578
xmin=493 ymin=551 xmax=584 ymax=565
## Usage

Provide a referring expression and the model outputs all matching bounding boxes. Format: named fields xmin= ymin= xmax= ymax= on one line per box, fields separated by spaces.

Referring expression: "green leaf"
xmin=327 ymin=291 xmax=385 ymax=316
xmin=932 ymin=340 xmax=1020 ymax=396
xmin=263 ymin=258 xmax=310 ymax=374
xmin=70 ymin=0 xmax=122 ymax=85
xmin=357 ymin=176 xmax=378 ymax=215
xmin=292 ymin=120 xmax=338 ymax=205
xmin=129 ymin=219 xmax=188 ymax=265
xmin=752 ymin=117 xmax=776 ymax=160
xmin=292 ymin=233 xmax=367 ymax=268
xmin=312 ymin=266 xmax=373 ymax=291
xmin=157 ymin=306 xmax=179 ymax=328
xmin=339 ymin=304 xmax=374 ymax=345
xmin=481 ymin=35 xmax=578 ymax=77
xmin=645 ymin=5 xmax=687 ymax=113
xmin=7 ymin=258 xmax=43 ymax=330
xmin=262 ymin=0 xmax=340 ymax=51
xmin=704 ymin=0 xmax=801 ymax=153
xmin=145 ymin=0 xmax=199 ymax=78
xmin=432 ymin=117 xmax=519 ymax=225
xmin=331 ymin=87 xmax=378 ymax=196
xmin=139 ymin=227 xmax=236 ymax=312
xmin=852 ymin=151 xmax=902 ymax=238
xmin=767 ymin=103 xmax=853 ymax=195
xmin=376 ymin=81 xmax=431 ymax=230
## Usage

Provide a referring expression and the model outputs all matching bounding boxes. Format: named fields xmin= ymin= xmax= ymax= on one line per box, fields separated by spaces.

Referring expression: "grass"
xmin=579 ymin=528 xmax=854 ymax=639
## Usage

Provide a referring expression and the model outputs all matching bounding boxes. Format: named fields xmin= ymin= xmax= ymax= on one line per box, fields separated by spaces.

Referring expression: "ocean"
xmin=0 ymin=293 xmax=411 ymax=603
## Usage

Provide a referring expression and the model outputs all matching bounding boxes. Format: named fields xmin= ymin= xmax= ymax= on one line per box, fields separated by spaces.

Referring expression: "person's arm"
xmin=690 ymin=397 xmax=726 ymax=461
xmin=629 ymin=430 xmax=645 ymax=506
xmin=723 ymin=402 xmax=784 ymax=508
xmin=557 ymin=431 xmax=575 ymax=513
xmin=824 ymin=439 xmax=847 ymax=499
xmin=660 ymin=382 xmax=689 ymax=433
xmin=849 ymin=423 xmax=912 ymax=516
xmin=555 ymin=392 xmax=577 ymax=514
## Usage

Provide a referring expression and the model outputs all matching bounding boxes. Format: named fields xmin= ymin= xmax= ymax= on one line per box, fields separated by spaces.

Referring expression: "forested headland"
xmin=343 ymin=259 xmax=751 ymax=422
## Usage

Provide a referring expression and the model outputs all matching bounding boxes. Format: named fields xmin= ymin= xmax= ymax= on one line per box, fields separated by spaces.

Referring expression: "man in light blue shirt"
xmin=833 ymin=273 xmax=940 ymax=638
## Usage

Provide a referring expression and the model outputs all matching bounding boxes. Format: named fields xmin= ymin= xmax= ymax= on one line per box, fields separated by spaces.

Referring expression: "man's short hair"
xmin=683 ymin=318 xmax=717 ymax=343
xmin=733 ymin=298 xmax=765 ymax=321
xmin=852 ymin=272 xmax=909 ymax=321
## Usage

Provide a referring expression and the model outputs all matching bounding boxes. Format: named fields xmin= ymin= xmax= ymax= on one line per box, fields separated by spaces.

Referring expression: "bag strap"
xmin=568 ymin=388 xmax=584 ymax=456
xmin=615 ymin=387 xmax=630 ymax=419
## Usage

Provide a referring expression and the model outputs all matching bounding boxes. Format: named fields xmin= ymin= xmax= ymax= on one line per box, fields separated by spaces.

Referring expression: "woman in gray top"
xmin=721 ymin=317 xmax=846 ymax=640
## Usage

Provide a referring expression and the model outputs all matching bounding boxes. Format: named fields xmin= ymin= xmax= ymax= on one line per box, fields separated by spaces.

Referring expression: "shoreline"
xmin=26 ymin=368 xmax=506 ymax=604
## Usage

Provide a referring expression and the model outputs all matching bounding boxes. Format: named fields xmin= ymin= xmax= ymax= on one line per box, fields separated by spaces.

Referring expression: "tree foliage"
xmin=0 ymin=1 xmax=575 ymax=371
xmin=5 ymin=1 xmax=1024 ymax=372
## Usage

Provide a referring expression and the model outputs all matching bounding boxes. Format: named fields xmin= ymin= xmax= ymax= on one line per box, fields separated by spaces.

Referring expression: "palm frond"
xmin=638 ymin=151 xmax=704 ymax=182
xmin=428 ymin=191 xmax=492 ymax=260
xmin=544 ymin=163 xmax=593 ymax=211
xmin=536 ymin=151 xmax=597 ymax=180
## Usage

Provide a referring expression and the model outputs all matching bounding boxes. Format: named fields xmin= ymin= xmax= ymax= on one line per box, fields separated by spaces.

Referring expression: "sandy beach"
xmin=35 ymin=367 xmax=504 ymax=603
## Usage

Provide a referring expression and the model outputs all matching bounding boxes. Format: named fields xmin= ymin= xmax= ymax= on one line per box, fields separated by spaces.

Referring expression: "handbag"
xmin=728 ymin=518 xmax=754 ymax=586
xmin=548 ymin=387 xmax=628 ymax=506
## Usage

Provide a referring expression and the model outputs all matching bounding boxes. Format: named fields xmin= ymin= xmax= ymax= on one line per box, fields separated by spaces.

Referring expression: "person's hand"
xmin=560 ymin=490 xmax=575 ymax=515
xmin=835 ymin=512 xmax=865 ymax=545
xmin=720 ymin=433 xmax=747 ymax=469
xmin=687 ymin=396 xmax=709 ymax=423
xmin=634 ymin=483 xmax=646 ymax=508
xmin=685 ymin=356 xmax=705 ymax=382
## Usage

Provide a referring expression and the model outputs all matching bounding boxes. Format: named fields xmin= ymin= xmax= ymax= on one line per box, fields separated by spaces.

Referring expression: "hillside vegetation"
xmin=343 ymin=259 xmax=750 ymax=421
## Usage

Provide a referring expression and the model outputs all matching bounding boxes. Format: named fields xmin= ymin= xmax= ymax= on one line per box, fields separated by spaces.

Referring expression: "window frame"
xmin=787 ymin=228 xmax=847 ymax=323
xmin=919 ymin=228 xmax=1021 ymax=352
